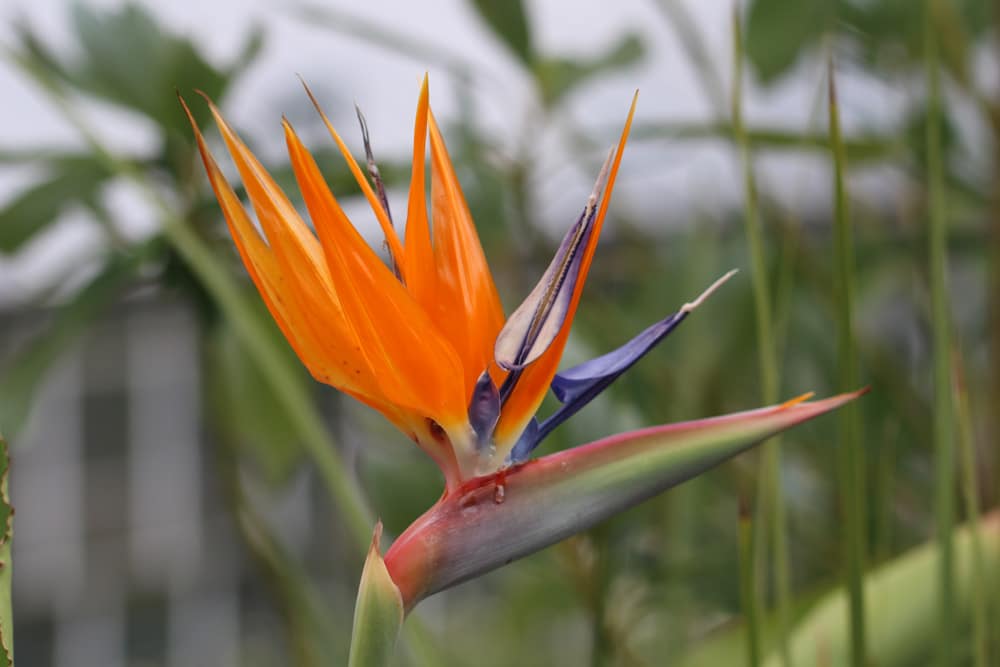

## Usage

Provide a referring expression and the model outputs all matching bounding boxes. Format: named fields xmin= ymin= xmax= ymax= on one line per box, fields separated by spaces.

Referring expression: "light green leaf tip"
xmin=0 ymin=435 xmax=12 ymax=667
xmin=763 ymin=512 xmax=1000 ymax=667
xmin=349 ymin=522 xmax=404 ymax=667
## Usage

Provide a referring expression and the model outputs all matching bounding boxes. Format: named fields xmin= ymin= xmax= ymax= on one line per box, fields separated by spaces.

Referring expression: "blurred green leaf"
xmin=0 ymin=247 xmax=147 ymax=437
xmin=745 ymin=0 xmax=988 ymax=86
xmin=0 ymin=436 xmax=11 ymax=667
xmin=745 ymin=0 xmax=834 ymax=84
xmin=70 ymin=3 xmax=226 ymax=128
xmin=535 ymin=33 xmax=645 ymax=106
xmin=205 ymin=307 xmax=308 ymax=485
xmin=0 ymin=154 xmax=112 ymax=253
xmin=469 ymin=0 xmax=534 ymax=65
xmin=12 ymin=3 xmax=261 ymax=140
xmin=762 ymin=513 xmax=1000 ymax=667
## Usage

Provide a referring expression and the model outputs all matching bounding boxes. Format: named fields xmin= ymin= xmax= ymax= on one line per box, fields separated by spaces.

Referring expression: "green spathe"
xmin=349 ymin=523 xmax=404 ymax=667
xmin=386 ymin=390 xmax=864 ymax=609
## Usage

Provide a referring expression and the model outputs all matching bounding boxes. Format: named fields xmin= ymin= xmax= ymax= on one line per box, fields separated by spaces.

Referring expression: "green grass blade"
xmin=731 ymin=10 xmax=789 ymax=665
xmin=924 ymin=1 xmax=956 ymax=663
xmin=952 ymin=355 xmax=988 ymax=667
xmin=739 ymin=498 xmax=761 ymax=667
xmin=827 ymin=59 xmax=868 ymax=666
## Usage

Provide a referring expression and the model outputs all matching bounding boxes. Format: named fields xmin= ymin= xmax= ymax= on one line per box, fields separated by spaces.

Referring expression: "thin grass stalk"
xmin=731 ymin=10 xmax=789 ymax=665
xmin=923 ymin=2 xmax=956 ymax=662
xmin=827 ymin=60 xmax=867 ymax=666
xmin=952 ymin=353 xmax=988 ymax=667
xmin=739 ymin=498 xmax=761 ymax=667
xmin=989 ymin=0 xmax=1000 ymax=542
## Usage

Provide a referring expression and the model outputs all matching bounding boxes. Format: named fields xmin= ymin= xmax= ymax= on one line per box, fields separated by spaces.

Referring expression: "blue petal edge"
xmin=507 ymin=270 xmax=737 ymax=464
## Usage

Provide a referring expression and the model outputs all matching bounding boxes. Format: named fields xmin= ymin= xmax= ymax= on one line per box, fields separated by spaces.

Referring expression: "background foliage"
xmin=0 ymin=0 xmax=998 ymax=665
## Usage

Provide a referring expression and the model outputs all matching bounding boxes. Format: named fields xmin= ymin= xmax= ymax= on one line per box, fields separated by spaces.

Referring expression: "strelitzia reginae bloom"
xmin=183 ymin=76 xmax=862 ymax=622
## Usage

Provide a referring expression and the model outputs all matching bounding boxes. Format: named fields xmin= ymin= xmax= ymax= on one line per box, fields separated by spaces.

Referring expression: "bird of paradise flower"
xmin=182 ymin=76 xmax=863 ymax=654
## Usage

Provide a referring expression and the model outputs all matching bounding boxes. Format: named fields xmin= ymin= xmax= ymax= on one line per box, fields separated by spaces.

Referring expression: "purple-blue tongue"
xmin=508 ymin=270 xmax=737 ymax=463
xmin=493 ymin=150 xmax=614 ymax=372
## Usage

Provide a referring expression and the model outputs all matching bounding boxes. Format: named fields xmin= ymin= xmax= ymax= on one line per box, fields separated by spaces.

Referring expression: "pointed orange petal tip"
xmin=298 ymin=76 xmax=407 ymax=269
xmin=779 ymin=391 xmax=815 ymax=410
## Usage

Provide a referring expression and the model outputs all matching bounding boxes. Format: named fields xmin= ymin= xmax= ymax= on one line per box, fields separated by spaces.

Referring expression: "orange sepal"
xmin=283 ymin=121 xmax=469 ymax=429
xmin=181 ymin=96 xmax=390 ymax=410
xmin=300 ymin=81 xmax=407 ymax=280
xmin=493 ymin=93 xmax=638 ymax=453
xmin=402 ymin=75 xmax=437 ymax=311
xmin=428 ymin=110 xmax=507 ymax=396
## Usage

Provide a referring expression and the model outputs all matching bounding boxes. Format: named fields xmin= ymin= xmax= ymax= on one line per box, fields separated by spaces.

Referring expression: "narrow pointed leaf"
xmin=386 ymin=390 xmax=864 ymax=608
xmin=0 ymin=435 xmax=12 ymax=666
xmin=349 ymin=523 xmax=404 ymax=667
xmin=760 ymin=512 xmax=1000 ymax=667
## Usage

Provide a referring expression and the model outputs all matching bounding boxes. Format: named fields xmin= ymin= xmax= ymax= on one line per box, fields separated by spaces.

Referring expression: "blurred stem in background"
xmin=828 ymin=60 xmax=867 ymax=666
xmin=924 ymin=1 xmax=956 ymax=663
xmin=952 ymin=353 xmax=989 ymax=667
xmin=737 ymin=498 xmax=761 ymax=667
xmin=990 ymin=0 xmax=1000 ymax=536
xmin=731 ymin=9 xmax=789 ymax=666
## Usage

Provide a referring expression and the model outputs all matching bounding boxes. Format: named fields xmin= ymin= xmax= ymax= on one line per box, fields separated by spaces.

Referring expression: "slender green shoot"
xmin=739 ymin=498 xmax=761 ymax=667
xmin=952 ymin=353 xmax=988 ymax=667
xmin=923 ymin=2 xmax=956 ymax=663
xmin=827 ymin=59 xmax=867 ymax=666
xmin=731 ymin=10 xmax=789 ymax=665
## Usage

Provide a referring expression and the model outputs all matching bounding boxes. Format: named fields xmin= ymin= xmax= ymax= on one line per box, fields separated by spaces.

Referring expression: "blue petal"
xmin=508 ymin=270 xmax=737 ymax=463
xmin=506 ymin=417 xmax=540 ymax=465
xmin=494 ymin=150 xmax=614 ymax=372
xmin=550 ymin=312 xmax=687 ymax=403
xmin=468 ymin=370 xmax=500 ymax=450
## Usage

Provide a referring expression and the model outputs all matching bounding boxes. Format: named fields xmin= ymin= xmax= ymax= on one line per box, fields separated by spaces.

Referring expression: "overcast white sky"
xmin=0 ymin=0 xmax=916 ymax=306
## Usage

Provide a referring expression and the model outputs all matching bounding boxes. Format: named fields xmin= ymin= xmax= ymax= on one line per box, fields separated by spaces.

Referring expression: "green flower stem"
xmin=952 ymin=355 xmax=989 ymax=667
xmin=828 ymin=60 xmax=867 ymax=666
xmin=924 ymin=2 xmax=956 ymax=663
xmin=731 ymin=11 xmax=789 ymax=666
xmin=739 ymin=499 xmax=761 ymax=667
